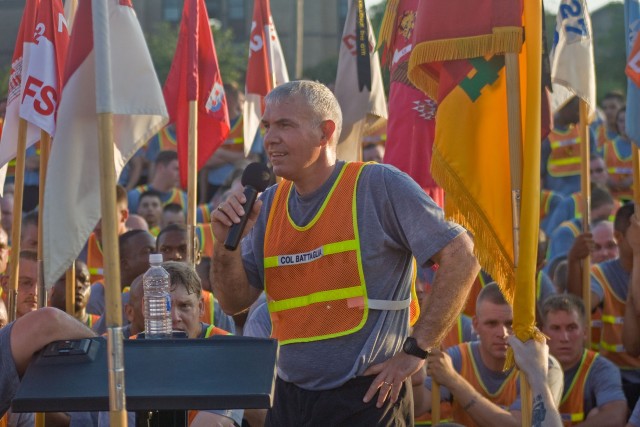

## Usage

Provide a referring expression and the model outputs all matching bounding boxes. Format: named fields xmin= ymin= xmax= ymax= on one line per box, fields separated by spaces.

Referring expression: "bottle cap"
xmin=149 ymin=253 xmax=163 ymax=264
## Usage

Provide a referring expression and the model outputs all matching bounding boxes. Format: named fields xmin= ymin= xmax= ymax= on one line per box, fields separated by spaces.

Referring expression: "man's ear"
xmin=319 ymin=120 xmax=337 ymax=145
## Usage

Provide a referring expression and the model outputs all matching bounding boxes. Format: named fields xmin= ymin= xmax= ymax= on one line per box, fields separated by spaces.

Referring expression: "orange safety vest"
xmin=441 ymin=316 xmax=465 ymax=350
xmin=196 ymin=223 xmax=215 ymax=258
xmin=197 ymin=203 xmax=213 ymax=224
xmin=593 ymin=265 xmax=640 ymax=370
xmin=264 ymin=162 xmax=417 ymax=345
xmin=134 ymin=184 xmax=186 ymax=210
xmin=87 ymin=233 xmax=104 ymax=283
xmin=452 ymin=343 xmax=518 ymax=427
xmin=547 ymin=126 xmax=582 ymax=178
xmin=603 ymin=139 xmax=633 ymax=200
xmin=200 ymin=290 xmax=215 ymax=325
xmin=221 ymin=116 xmax=244 ymax=151
xmin=156 ymin=126 xmax=178 ymax=152
xmin=85 ymin=313 xmax=101 ymax=328
xmin=559 ymin=350 xmax=599 ymax=426
xmin=594 ymin=123 xmax=616 ymax=150
xmin=0 ymin=413 xmax=6 ymax=427
xmin=590 ymin=306 xmax=602 ymax=351
xmin=568 ymin=193 xmax=619 ymax=222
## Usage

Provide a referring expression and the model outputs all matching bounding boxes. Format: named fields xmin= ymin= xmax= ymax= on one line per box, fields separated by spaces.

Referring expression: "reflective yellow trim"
xmin=268 ymin=286 xmax=364 ymax=313
xmin=549 ymin=157 xmax=581 ymax=166
xmin=600 ymin=341 xmax=624 ymax=352
xmin=601 ymin=315 xmax=624 ymax=325
xmin=286 ymin=164 xmax=348 ymax=231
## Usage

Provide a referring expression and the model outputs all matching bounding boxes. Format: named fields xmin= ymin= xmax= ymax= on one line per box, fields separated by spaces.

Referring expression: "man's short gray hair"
xmin=265 ymin=80 xmax=343 ymax=141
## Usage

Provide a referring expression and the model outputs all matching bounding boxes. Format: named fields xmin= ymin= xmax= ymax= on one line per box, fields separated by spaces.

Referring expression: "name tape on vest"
xmin=278 ymin=247 xmax=324 ymax=266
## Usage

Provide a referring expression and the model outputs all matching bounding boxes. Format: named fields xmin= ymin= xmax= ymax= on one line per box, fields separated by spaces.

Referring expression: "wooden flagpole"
xmin=92 ymin=0 xmax=126 ymax=424
xmin=505 ymin=51 xmax=530 ymax=427
xmin=187 ymin=100 xmax=198 ymax=266
xmin=37 ymin=131 xmax=51 ymax=310
xmin=579 ymin=100 xmax=592 ymax=349
xmin=7 ymin=119 xmax=28 ymax=322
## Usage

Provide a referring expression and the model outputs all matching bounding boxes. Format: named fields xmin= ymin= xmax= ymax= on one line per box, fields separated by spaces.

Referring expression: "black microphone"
xmin=224 ymin=162 xmax=273 ymax=250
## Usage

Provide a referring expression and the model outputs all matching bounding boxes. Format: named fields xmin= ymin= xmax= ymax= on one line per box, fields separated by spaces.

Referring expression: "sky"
xmin=368 ymin=0 xmax=622 ymax=13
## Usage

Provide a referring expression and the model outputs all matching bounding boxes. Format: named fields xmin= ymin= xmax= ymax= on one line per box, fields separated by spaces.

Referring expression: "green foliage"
xmin=0 ymin=65 xmax=9 ymax=99
xmin=144 ymin=23 xmax=248 ymax=87
xmin=213 ymin=28 xmax=248 ymax=86
xmin=145 ymin=22 xmax=179 ymax=85
xmin=303 ymin=56 xmax=339 ymax=85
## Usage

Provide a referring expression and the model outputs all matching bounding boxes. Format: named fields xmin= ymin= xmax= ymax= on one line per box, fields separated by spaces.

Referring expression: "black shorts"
xmin=265 ymin=375 xmax=414 ymax=427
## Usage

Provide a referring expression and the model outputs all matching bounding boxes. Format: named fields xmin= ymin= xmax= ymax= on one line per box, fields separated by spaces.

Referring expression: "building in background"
xmin=0 ymin=0 xmax=350 ymax=83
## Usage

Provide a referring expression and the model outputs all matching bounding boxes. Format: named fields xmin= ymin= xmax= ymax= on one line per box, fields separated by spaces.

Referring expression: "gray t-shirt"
xmin=426 ymin=341 xmax=515 ymax=403
xmin=241 ymin=161 xmax=464 ymax=390
xmin=510 ymin=352 xmax=625 ymax=416
xmin=0 ymin=323 xmax=19 ymax=417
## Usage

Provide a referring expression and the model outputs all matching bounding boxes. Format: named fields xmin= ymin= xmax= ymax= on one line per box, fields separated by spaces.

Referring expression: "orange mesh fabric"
xmin=558 ymin=350 xmax=598 ymax=426
xmin=264 ymin=162 xmax=367 ymax=344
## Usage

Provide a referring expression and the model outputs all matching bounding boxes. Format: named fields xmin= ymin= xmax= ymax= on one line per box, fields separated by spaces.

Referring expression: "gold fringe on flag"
xmin=431 ymin=148 xmax=516 ymax=304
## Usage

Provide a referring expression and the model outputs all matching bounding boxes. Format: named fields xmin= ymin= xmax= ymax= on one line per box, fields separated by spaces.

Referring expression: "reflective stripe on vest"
xmin=603 ymin=139 xmax=633 ymax=199
xmin=200 ymin=290 xmax=215 ymax=325
xmin=593 ymin=264 xmax=640 ymax=368
xmin=222 ymin=116 xmax=244 ymax=148
xmin=548 ymin=126 xmax=582 ymax=177
xmin=559 ymin=350 xmax=598 ymax=426
xmin=452 ymin=343 xmax=517 ymax=427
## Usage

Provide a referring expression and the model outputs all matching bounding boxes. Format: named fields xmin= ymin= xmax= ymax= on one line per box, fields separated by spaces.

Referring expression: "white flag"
xmin=549 ymin=0 xmax=596 ymax=118
xmin=334 ymin=0 xmax=387 ymax=162
xmin=43 ymin=0 xmax=168 ymax=288
xmin=243 ymin=0 xmax=289 ymax=156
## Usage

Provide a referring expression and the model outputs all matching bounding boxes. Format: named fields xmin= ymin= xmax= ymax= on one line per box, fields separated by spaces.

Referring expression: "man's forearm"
xmin=631 ymin=254 xmax=640 ymax=313
xmin=565 ymin=256 xmax=584 ymax=296
xmin=211 ymin=242 xmax=260 ymax=315
xmin=412 ymin=233 xmax=479 ymax=350
xmin=575 ymin=401 xmax=627 ymax=427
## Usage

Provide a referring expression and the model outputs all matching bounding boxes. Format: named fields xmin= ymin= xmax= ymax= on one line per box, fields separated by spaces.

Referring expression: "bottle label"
xmin=166 ymin=295 xmax=171 ymax=312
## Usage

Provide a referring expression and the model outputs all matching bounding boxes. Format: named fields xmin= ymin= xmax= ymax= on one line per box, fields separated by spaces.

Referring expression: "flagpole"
xmin=65 ymin=262 xmax=76 ymax=315
xmin=634 ymin=148 xmax=640 ymax=204
xmin=579 ymin=100 xmax=592 ymax=349
xmin=431 ymin=382 xmax=441 ymax=424
xmin=37 ymin=130 xmax=51 ymax=309
xmin=92 ymin=1 xmax=127 ymax=425
xmin=505 ymin=51 xmax=531 ymax=427
xmin=187 ymin=100 xmax=198 ymax=266
xmin=6 ymin=119 xmax=28 ymax=322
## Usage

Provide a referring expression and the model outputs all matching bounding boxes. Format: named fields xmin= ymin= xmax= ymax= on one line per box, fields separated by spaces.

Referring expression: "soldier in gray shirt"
xmin=212 ymin=80 xmax=479 ymax=425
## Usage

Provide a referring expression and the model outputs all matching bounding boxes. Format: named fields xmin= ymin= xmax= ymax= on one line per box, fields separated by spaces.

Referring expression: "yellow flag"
xmin=408 ymin=0 xmax=542 ymax=341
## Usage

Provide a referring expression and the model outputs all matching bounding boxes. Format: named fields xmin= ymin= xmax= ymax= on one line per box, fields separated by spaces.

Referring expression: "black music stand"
xmin=12 ymin=335 xmax=278 ymax=417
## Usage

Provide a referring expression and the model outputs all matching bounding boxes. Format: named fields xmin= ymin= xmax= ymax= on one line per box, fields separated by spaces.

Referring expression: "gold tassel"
xmin=377 ymin=0 xmax=400 ymax=52
xmin=431 ymin=148 xmax=516 ymax=305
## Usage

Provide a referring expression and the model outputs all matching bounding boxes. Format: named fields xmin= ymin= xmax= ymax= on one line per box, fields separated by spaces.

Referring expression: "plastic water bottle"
xmin=143 ymin=253 xmax=172 ymax=338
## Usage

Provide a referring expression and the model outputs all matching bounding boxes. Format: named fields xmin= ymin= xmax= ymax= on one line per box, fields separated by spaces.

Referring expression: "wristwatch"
xmin=402 ymin=337 xmax=430 ymax=359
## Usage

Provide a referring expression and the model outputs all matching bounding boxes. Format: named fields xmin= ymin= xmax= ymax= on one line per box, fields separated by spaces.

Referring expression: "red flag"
xmin=163 ymin=0 xmax=230 ymax=188
xmin=378 ymin=0 xmax=443 ymax=206
xmin=19 ymin=0 xmax=69 ymax=137
xmin=0 ymin=0 xmax=41 ymax=189
xmin=243 ymin=0 xmax=289 ymax=155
